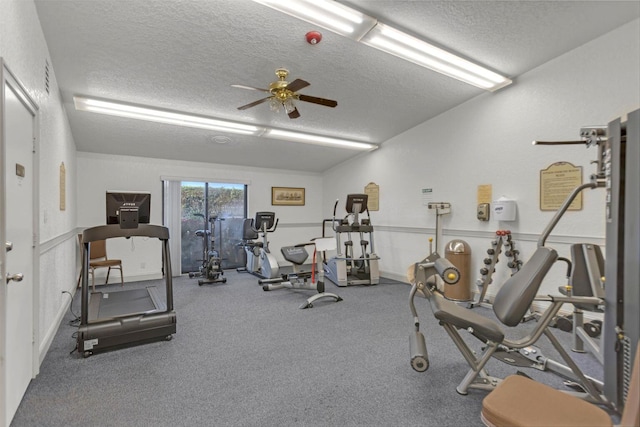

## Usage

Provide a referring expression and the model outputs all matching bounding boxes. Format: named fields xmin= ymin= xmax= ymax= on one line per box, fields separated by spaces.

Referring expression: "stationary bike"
xmin=188 ymin=213 xmax=226 ymax=286
xmin=237 ymin=211 xmax=280 ymax=281
xmin=262 ymin=237 xmax=342 ymax=309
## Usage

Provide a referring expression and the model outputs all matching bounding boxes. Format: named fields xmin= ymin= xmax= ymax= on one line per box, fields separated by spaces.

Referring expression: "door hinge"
xmin=33 ymin=233 xmax=37 ymax=248
xmin=32 ymin=137 xmax=36 ymax=153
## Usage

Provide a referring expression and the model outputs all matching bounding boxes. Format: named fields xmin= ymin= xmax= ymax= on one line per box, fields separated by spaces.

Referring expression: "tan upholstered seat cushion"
xmin=482 ymin=375 xmax=613 ymax=427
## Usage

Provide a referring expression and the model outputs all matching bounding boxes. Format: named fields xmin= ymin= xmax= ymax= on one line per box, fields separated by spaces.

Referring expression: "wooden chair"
xmin=481 ymin=343 xmax=640 ymax=427
xmin=77 ymin=234 xmax=124 ymax=292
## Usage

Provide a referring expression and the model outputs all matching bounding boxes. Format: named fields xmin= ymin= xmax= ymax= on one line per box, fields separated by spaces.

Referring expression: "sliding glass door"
xmin=181 ymin=181 xmax=247 ymax=273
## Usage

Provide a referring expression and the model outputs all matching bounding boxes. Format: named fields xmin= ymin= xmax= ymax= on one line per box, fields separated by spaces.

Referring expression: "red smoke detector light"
xmin=306 ymin=31 xmax=322 ymax=45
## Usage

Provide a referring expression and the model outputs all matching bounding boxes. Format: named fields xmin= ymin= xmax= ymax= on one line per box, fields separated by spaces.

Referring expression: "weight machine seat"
xmin=492 ymin=246 xmax=558 ymax=326
xmin=429 ymin=247 xmax=557 ymax=344
xmin=481 ymin=374 xmax=613 ymax=427
xmin=429 ymin=294 xmax=504 ymax=343
xmin=481 ymin=343 xmax=640 ymax=427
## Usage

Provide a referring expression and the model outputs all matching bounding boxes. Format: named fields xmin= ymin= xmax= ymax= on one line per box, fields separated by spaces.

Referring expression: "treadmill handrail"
xmin=80 ymin=223 xmax=173 ymax=326
xmin=82 ymin=224 xmax=169 ymax=242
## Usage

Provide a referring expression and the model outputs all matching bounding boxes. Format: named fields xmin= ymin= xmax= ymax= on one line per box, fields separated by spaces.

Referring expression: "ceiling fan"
xmin=232 ymin=68 xmax=337 ymax=119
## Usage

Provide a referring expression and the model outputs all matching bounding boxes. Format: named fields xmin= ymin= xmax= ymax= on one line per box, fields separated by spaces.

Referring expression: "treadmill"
xmin=77 ymin=224 xmax=176 ymax=357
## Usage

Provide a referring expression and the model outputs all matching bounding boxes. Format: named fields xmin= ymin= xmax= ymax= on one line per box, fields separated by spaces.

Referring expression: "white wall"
xmin=2 ymin=0 xmax=638 ymax=372
xmin=323 ymin=19 xmax=640 ymax=301
xmin=76 ymin=152 xmax=325 ymax=279
xmin=0 ymin=0 xmax=78 ymax=361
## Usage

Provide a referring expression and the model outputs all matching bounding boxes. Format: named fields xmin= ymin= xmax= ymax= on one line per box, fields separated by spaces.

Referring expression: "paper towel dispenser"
xmin=493 ymin=197 xmax=517 ymax=221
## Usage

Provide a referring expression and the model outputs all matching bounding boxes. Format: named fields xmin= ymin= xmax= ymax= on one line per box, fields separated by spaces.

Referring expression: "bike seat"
xmin=195 ymin=229 xmax=211 ymax=237
xmin=281 ymin=246 xmax=309 ymax=265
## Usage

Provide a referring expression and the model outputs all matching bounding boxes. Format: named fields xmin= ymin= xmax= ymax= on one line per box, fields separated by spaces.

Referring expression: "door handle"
xmin=6 ymin=273 xmax=23 ymax=283
xmin=5 ymin=241 xmax=12 ymax=252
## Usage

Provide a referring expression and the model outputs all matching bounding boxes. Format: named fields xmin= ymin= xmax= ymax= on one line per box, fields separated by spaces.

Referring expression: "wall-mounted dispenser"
xmin=492 ymin=197 xmax=517 ymax=221
xmin=477 ymin=203 xmax=490 ymax=221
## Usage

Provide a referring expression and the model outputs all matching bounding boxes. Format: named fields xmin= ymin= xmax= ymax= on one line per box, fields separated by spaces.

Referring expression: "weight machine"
xmin=323 ymin=194 xmax=379 ymax=287
xmin=408 ymin=202 xmax=610 ymax=405
xmin=553 ymin=243 xmax=605 ymax=364
xmin=406 ymin=109 xmax=639 ymax=415
xmin=536 ymin=111 xmax=639 ymax=409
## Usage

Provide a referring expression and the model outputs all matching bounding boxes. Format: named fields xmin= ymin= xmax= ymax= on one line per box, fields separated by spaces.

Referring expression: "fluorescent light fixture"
xmin=361 ymin=24 xmax=511 ymax=91
xmin=252 ymin=0 xmax=377 ymax=40
xmin=252 ymin=0 xmax=511 ymax=91
xmin=73 ymin=96 xmax=260 ymax=135
xmin=265 ymin=128 xmax=376 ymax=150
xmin=74 ymin=95 xmax=376 ymax=151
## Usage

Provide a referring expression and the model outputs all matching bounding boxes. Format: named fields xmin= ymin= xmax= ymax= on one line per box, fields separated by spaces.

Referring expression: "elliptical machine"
xmin=323 ymin=194 xmax=380 ymax=287
xmin=237 ymin=211 xmax=280 ymax=281
xmin=188 ymin=213 xmax=226 ymax=286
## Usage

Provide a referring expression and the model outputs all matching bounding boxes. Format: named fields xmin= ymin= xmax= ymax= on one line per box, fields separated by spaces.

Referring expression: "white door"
xmin=1 ymin=61 xmax=38 ymax=426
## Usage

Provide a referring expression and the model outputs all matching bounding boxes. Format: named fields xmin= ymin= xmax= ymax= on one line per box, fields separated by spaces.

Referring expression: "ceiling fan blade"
xmin=297 ymin=94 xmax=338 ymax=108
xmin=287 ymin=107 xmax=301 ymax=119
xmin=286 ymin=79 xmax=310 ymax=93
xmin=231 ymin=84 xmax=270 ymax=93
xmin=237 ymin=96 xmax=272 ymax=110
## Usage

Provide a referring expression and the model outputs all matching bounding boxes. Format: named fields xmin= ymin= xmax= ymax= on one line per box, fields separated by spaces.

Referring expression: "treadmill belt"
xmin=89 ymin=287 xmax=160 ymax=321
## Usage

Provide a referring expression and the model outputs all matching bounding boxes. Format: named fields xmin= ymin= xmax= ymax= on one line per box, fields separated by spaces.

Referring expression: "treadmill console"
xmin=106 ymin=191 xmax=151 ymax=229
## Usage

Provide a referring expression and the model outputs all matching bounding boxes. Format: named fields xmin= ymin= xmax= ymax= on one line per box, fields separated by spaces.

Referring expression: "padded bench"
xmin=481 ymin=343 xmax=640 ymax=427
xmin=481 ymin=375 xmax=612 ymax=427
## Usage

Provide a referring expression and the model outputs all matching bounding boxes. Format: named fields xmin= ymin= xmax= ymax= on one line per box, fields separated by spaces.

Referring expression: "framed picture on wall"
xmin=272 ymin=187 xmax=305 ymax=206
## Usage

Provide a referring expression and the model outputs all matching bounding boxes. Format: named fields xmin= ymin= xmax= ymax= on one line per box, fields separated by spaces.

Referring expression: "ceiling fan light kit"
xmin=74 ymin=95 xmax=375 ymax=151
xmin=253 ymin=0 xmax=512 ymax=91
xmin=233 ymin=68 xmax=337 ymax=120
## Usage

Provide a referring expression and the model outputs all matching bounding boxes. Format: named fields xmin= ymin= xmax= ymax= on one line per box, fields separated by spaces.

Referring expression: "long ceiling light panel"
xmin=252 ymin=0 xmax=377 ymax=40
xmin=252 ymin=0 xmax=512 ymax=91
xmin=73 ymin=96 xmax=376 ymax=151
xmin=360 ymin=23 xmax=512 ymax=91
xmin=265 ymin=128 xmax=376 ymax=150
xmin=74 ymin=96 xmax=260 ymax=135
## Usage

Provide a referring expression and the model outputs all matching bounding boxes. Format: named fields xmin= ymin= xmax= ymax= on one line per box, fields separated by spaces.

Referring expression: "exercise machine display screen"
xmin=345 ymin=194 xmax=368 ymax=214
xmin=106 ymin=191 xmax=151 ymax=228
xmin=254 ymin=211 xmax=275 ymax=230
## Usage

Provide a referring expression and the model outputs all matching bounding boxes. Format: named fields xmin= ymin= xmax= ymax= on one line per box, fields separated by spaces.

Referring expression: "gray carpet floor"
xmin=12 ymin=270 xmax=604 ymax=426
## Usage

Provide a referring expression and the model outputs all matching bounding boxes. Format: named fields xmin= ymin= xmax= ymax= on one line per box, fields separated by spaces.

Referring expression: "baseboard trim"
xmin=380 ymin=270 xmax=410 ymax=284
xmin=39 ymin=289 xmax=75 ymax=365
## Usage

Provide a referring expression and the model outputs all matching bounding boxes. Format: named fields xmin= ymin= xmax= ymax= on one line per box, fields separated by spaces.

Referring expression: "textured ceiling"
xmin=34 ymin=0 xmax=640 ymax=172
